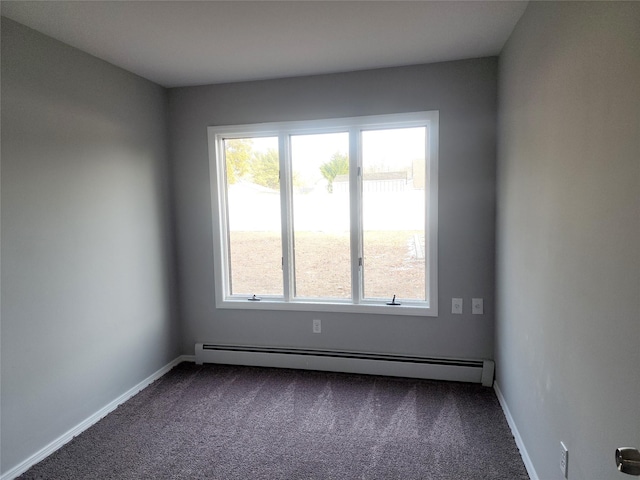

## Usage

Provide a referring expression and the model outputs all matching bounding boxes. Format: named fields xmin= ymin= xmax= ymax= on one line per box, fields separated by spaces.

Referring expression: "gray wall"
xmin=169 ymin=58 xmax=498 ymax=359
xmin=496 ymin=3 xmax=640 ymax=479
xmin=1 ymin=18 xmax=180 ymax=474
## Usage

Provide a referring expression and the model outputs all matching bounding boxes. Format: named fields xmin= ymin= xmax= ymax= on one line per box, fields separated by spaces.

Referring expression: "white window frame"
xmin=208 ymin=111 xmax=438 ymax=316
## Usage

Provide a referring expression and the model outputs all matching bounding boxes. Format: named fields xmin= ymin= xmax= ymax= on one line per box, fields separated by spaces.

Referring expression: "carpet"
xmin=19 ymin=362 xmax=529 ymax=479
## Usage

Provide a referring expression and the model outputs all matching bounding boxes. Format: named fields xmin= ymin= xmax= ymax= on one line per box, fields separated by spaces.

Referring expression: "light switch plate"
xmin=472 ymin=298 xmax=484 ymax=315
xmin=452 ymin=298 xmax=463 ymax=314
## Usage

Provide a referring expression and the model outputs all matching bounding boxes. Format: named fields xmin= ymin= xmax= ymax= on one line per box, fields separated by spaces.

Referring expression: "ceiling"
xmin=1 ymin=1 xmax=528 ymax=88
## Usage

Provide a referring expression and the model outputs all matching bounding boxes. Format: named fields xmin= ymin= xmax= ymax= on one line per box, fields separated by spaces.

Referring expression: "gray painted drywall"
xmin=169 ymin=58 xmax=498 ymax=360
xmin=1 ymin=18 xmax=180 ymax=475
xmin=496 ymin=3 xmax=640 ymax=479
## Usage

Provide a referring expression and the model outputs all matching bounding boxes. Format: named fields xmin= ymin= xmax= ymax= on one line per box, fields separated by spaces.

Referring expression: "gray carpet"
xmin=20 ymin=362 xmax=529 ymax=479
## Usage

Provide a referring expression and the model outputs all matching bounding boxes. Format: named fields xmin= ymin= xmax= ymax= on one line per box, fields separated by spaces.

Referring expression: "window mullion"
xmin=217 ymin=136 xmax=233 ymax=300
xmin=349 ymin=127 xmax=362 ymax=304
xmin=427 ymin=114 xmax=439 ymax=310
xmin=279 ymin=133 xmax=294 ymax=301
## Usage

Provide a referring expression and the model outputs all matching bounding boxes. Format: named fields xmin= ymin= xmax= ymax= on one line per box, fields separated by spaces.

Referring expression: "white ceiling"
xmin=1 ymin=1 xmax=528 ymax=88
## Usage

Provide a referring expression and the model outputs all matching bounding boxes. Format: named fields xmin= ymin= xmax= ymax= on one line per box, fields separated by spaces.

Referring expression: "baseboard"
xmin=494 ymin=381 xmax=539 ymax=480
xmin=1 ymin=355 xmax=194 ymax=480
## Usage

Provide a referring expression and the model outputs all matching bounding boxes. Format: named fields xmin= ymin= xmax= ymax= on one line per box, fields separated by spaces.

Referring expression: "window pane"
xmin=291 ymin=133 xmax=351 ymax=299
xmin=361 ymin=127 xmax=426 ymax=301
xmin=224 ymin=137 xmax=283 ymax=296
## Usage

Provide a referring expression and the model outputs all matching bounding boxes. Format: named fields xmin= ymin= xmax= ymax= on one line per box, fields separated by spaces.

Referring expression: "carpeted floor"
xmin=20 ymin=362 xmax=529 ymax=479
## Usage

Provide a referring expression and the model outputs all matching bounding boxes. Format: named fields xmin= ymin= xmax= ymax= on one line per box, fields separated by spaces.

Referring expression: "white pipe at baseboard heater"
xmin=195 ymin=344 xmax=494 ymax=387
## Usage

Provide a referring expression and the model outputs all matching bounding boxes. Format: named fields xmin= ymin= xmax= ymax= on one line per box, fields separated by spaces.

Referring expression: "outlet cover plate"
xmin=560 ymin=441 xmax=568 ymax=478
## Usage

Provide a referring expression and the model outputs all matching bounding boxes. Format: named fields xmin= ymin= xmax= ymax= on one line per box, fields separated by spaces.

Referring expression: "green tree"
xmin=224 ymin=138 xmax=252 ymax=184
xmin=319 ymin=152 xmax=349 ymax=193
xmin=251 ymin=149 xmax=280 ymax=190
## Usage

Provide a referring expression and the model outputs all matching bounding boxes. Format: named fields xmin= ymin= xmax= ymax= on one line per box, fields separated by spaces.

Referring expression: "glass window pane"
xmin=361 ymin=127 xmax=427 ymax=301
xmin=290 ymin=132 xmax=351 ymax=299
xmin=224 ymin=137 xmax=282 ymax=296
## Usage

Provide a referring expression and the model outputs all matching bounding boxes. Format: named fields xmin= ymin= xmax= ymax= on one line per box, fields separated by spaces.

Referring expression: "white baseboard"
xmin=1 ymin=355 xmax=194 ymax=480
xmin=494 ymin=381 xmax=539 ymax=480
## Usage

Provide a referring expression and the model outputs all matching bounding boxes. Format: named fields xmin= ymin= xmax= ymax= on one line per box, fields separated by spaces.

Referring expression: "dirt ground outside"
xmin=229 ymin=231 xmax=426 ymax=300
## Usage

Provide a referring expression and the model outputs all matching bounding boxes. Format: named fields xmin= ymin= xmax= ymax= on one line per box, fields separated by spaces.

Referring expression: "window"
xmin=208 ymin=112 xmax=438 ymax=316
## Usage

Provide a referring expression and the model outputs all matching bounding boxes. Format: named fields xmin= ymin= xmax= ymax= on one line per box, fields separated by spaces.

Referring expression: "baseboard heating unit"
xmin=195 ymin=343 xmax=494 ymax=387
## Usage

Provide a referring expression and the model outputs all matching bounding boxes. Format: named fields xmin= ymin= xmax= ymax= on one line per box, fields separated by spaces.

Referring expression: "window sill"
xmin=216 ymin=298 xmax=437 ymax=317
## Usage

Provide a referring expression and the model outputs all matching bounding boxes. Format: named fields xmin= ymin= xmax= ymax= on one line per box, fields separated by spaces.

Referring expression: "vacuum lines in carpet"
xmin=19 ymin=362 xmax=529 ymax=479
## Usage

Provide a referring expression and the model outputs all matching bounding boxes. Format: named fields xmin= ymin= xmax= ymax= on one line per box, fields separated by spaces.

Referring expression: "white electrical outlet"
xmin=452 ymin=298 xmax=463 ymax=314
xmin=472 ymin=298 xmax=484 ymax=315
xmin=312 ymin=319 xmax=322 ymax=334
xmin=560 ymin=441 xmax=568 ymax=478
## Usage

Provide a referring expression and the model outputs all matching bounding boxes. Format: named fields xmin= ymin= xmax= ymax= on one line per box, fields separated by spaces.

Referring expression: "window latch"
xmin=248 ymin=294 xmax=261 ymax=301
xmin=386 ymin=295 xmax=401 ymax=306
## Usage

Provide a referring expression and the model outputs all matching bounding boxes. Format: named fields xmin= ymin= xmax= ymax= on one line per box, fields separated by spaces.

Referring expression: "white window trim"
xmin=208 ymin=111 xmax=438 ymax=316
